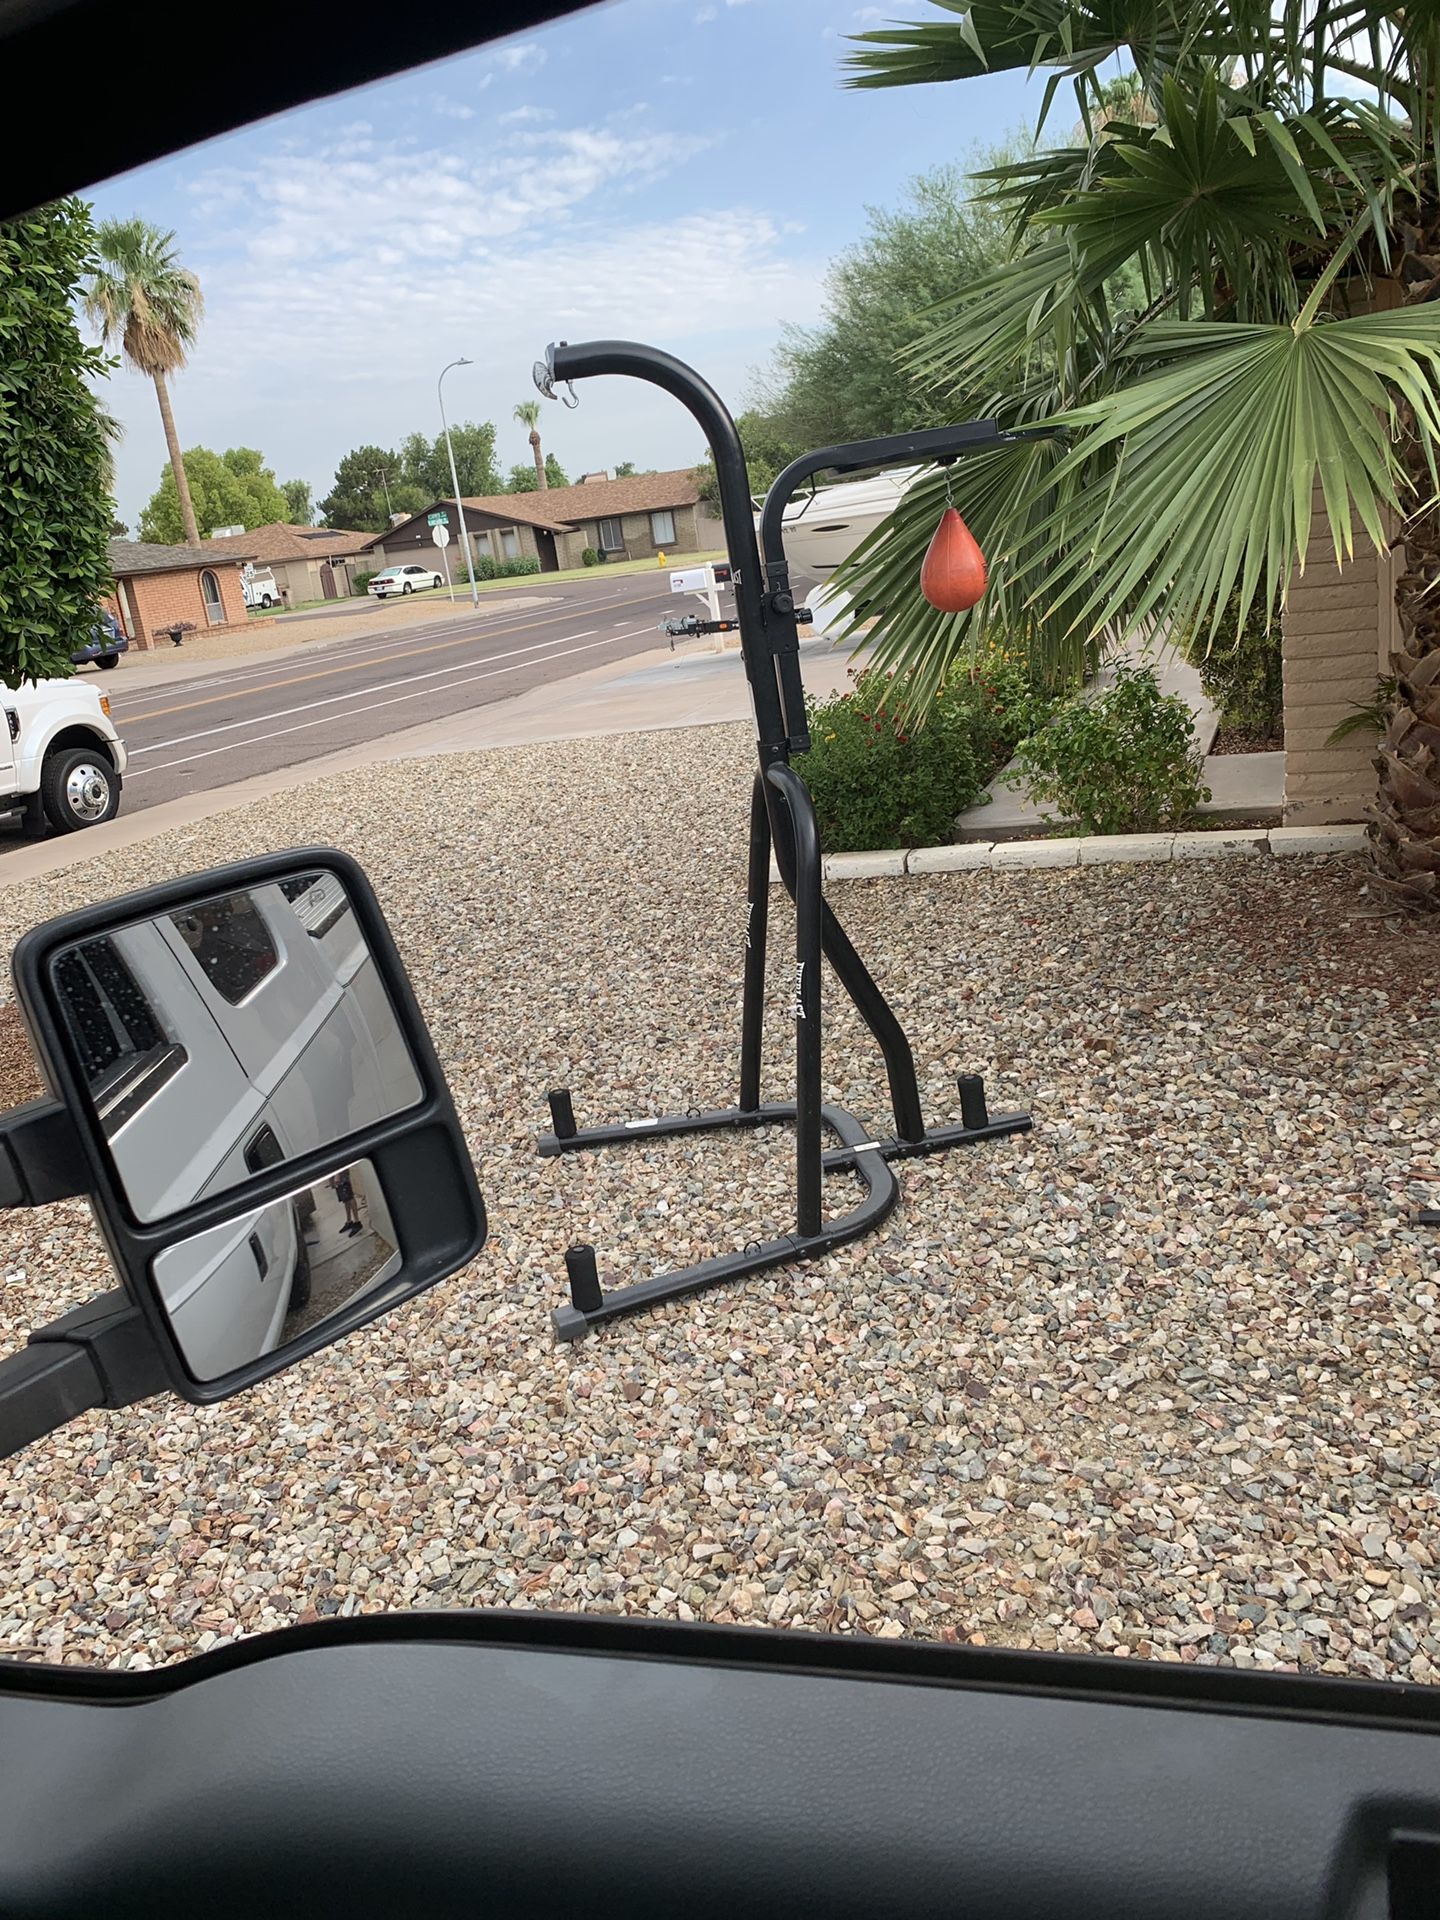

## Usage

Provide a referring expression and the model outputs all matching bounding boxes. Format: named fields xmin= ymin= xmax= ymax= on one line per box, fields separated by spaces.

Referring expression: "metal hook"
xmin=937 ymin=455 xmax=957 ymax=510
xmin=559 ymin=380 xmax=580 ymax=410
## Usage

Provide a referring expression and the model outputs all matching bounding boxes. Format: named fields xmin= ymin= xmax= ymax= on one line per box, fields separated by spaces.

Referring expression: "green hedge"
xmin=796 ymin=653 xmax=1053 ymax=851
xmin=463 ymin=554 xmax=542 ymax=582
xmin=1178 ymin=595 xmax=1283 ymax=736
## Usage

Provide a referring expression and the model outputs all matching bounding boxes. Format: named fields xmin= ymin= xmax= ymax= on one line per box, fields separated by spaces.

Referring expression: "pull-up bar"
xmin=532 ymin=338 xmax=1053 ymax=1341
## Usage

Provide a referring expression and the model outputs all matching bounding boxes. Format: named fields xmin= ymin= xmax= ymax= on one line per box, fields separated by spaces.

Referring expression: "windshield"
xmin=0 ymin=0 xmax=1437 ymax=1697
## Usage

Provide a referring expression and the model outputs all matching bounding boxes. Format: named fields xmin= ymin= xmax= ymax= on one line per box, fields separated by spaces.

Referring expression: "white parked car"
xmin=368 ymin=563 xmax=443 ymax=598
xmin=0 ymin=676 xmax=126 ymax=834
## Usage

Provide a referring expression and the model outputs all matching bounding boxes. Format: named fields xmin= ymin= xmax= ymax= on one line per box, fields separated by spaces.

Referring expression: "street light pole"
xmin=438 ymin=357 xmax=479 ymax=607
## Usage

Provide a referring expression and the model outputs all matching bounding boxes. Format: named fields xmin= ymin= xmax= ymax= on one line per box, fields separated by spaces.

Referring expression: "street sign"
xmin=432 ymin=524 xmax=451 ymax=548
xmin=427 ymin=510 xmax=449 ymax=527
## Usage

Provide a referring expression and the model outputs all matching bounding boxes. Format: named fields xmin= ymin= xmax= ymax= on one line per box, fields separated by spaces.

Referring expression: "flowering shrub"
xmin=796 ymin=652 xmax=1053 ymax=851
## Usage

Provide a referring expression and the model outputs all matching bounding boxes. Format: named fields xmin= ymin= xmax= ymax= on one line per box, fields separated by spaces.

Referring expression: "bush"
xmin=581 ymin=547 xmax=601 ymax=567
xmin=1178 ymin=594 xmax=1283 ymax=737
xmin=352 ymin=571 xmax=376 ymax=596
xmin=1010 ymin=663 xmax=1210 ymax=836
xmin=461 ymin=554 xmax=540 ymax=582
xmin=796 ymin=651 xmax=1053 ymax=851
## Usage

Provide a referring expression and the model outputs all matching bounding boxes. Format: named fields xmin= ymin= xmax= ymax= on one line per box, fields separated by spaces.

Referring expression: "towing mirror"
xmin=0 ymin=849 xmax=485 ymax=1445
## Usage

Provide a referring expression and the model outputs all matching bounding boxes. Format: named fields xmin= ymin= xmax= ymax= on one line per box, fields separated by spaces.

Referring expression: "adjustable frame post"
xmin=533 ymin=339 xmax=1040 ymax=1341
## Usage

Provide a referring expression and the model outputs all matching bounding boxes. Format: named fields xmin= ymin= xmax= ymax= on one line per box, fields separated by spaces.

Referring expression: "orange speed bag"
xmin=920 ymin=506 xmax=987 ymax=612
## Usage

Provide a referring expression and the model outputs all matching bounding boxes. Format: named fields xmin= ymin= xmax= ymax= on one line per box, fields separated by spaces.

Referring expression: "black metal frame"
xmin=535 ymin=341 xmax=1047 ymax=1340
xmin=4 ymin=847 xmax=487 ymax=1413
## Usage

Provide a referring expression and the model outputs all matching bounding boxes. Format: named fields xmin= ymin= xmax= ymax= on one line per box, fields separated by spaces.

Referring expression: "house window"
xmin=499 ymin=528 xmax=520 ymax=561
xmin=598 ymin=517 xmax=624 ymax=552
xmin=200 ymin=568 xmax=224 ymax=625
xmin=650 ymin=510 xmax=676 ymax=546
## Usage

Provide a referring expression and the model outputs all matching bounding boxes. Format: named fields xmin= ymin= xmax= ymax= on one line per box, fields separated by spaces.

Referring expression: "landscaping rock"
xmin=0 ymin=719 xmax=1434 ymax=1688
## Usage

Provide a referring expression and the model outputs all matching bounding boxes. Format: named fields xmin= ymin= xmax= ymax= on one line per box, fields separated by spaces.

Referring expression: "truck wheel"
xmin=97 ymin=653 xmax=119 ymax=669
xmin=41 ymin=747 xmax=119 ymax=832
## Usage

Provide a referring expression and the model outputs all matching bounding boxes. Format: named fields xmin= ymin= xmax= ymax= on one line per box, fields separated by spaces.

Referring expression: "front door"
xmin=535 ymin=530 xmax=558 ymax=572
xmin=200 ymin=569 xmax=225 ymax=626
xmin=320 ymin=564 xmax=337 ymax=600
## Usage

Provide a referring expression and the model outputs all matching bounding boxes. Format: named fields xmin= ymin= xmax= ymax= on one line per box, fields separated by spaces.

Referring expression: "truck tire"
xmin=41 ymin=747 xmax=119 ymax=832
xmin=97 ymin=653 xmax=119 ymax=669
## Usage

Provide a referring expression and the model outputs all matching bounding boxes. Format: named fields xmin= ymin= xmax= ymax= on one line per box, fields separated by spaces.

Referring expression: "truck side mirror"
xmin=0 ymin=848 xmax=485 ymax=1452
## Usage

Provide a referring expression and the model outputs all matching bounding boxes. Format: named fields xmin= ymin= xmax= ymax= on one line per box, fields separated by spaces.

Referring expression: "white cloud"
xmin=434 ymin=99 xmax=478 ymax=122
xmin=695 ymin=5 xmax=717 ymax=20
xmin=102 ymin=112 xmax=827 ymax=522
xmin=491 ymin=40 xmax=547 ymax=74
xmin=498 ymin=104 xmax=555 ymax=125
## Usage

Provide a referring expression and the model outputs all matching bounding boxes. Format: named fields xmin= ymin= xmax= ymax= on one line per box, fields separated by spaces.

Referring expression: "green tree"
xmin=0 ymin=200 xmax=113 ymax=684
xmin=694 ymin=411 xmax=807 ymax=512
xmin=399 ymin=420 xmax=501 ymax=499
xmin=840 ymin=1 xmax=1440 ymax=909
xmin=318 ymin=446 xmax=421 ymax=532
xmin=138 ymin=445 xmax=290 ymax=542
xmin=281 ymin=478 xmax=313 ymax=524
xmin=613 ymin=461 xmax=639 ymax=478
xmin=505 ymin=453 xmax=569 ymax=493
xmin=85 ymin=217 xmax=204 ymax=547
xmin=513 ymin=398 xmax=548 ymax=490
xmin=758 ymin=162 xmax=1016 ymax=447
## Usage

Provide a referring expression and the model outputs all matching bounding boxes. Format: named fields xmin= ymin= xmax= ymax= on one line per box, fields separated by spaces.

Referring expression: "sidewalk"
xmin=2 ymin=635 xmax=858 ymax=885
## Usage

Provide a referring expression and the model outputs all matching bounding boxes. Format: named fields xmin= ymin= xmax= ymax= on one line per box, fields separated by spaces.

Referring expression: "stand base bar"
xmin=539 ymin=1102 xmax=779 ymax=1159
xmin=822 ymin=1111 xmax=1032 ymax=1170
xmin=550 ymin=1103 xmax=898 ymax=1341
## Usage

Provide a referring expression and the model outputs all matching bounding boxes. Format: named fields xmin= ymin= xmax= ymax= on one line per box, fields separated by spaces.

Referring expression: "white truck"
xmin=0 ymin=678 xmax=126 ymax=834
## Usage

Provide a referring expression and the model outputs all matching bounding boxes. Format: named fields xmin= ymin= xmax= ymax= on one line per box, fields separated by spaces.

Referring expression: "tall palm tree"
xmin=513 ymin=399 xmax=547 ymax=491
xmin=837 ymin=2 xmax=1440 ymax=909
xmin=86 ymin=218 xmax=204 ymax=547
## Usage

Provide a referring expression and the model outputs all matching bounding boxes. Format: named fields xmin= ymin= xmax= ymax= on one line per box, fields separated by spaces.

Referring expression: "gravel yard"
xmin=0 ymin=721 xmax=1436 ymax=1680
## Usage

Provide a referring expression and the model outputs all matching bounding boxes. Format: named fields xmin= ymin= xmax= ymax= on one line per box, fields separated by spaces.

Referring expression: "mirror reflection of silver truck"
xmin=0 ymin=678 xmax=126 ymax=834
xmin=51 ymin=874 xmax=420 ymax=1377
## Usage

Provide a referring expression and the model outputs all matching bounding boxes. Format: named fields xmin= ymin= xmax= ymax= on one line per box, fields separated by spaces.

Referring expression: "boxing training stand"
xmin=533 ymin=340 xmax=1047 ymax=1341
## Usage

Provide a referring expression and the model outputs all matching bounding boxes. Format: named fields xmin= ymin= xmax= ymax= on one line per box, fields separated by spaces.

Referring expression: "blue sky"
xmin=91 ymin=0 xmax=1043 ymax=528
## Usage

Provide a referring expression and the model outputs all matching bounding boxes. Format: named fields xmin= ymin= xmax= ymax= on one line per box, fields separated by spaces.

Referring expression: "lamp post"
xmin=438 ymin=357 xmax=479 ymax=607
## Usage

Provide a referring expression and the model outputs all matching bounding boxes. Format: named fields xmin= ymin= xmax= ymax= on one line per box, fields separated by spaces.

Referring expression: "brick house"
xmin=105 ymin=539 xmax=252 ymax=650
xmin=200 ymin=522 xmax=373 ymax=605
xmin=364 ymin=470 xmax=724 ymax=575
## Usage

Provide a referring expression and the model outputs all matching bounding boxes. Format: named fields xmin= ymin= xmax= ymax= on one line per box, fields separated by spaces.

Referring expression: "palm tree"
xmin=838 ymin=2 xmax=1440 ymax=909
xmin=86 ymin=219 xmax=204 ymax=547
xmin=513 ymin=399 xmax=547 ymax=491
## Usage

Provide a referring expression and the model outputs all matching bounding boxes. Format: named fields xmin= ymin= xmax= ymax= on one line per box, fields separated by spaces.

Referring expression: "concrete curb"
xmin=771 ymin=824 xmax=1368 ymax=883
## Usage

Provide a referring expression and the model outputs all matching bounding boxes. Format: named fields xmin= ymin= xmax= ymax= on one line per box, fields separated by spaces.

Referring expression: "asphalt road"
xmin=17 ymin=573 xmax=688 ymax=841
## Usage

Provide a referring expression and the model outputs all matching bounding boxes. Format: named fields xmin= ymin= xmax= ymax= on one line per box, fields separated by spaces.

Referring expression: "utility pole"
xmin=439 ymin=358 xmax=479 ymax=607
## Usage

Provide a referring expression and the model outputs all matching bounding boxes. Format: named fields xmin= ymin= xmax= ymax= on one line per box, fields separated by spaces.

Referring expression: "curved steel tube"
xmin=545 ymin=340 xmax=786 ymax=754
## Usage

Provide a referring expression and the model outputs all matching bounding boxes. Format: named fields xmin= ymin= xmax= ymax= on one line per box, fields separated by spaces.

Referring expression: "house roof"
xmin=201 ymin=522 xmax=372 ymax=563
xmin=476 ymin=468 xmax=703 ymax=525
xmin=108 ymin=538 xmax=251 ymax=576
xmin=362 ymin=469 xmax=704 ymax=550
